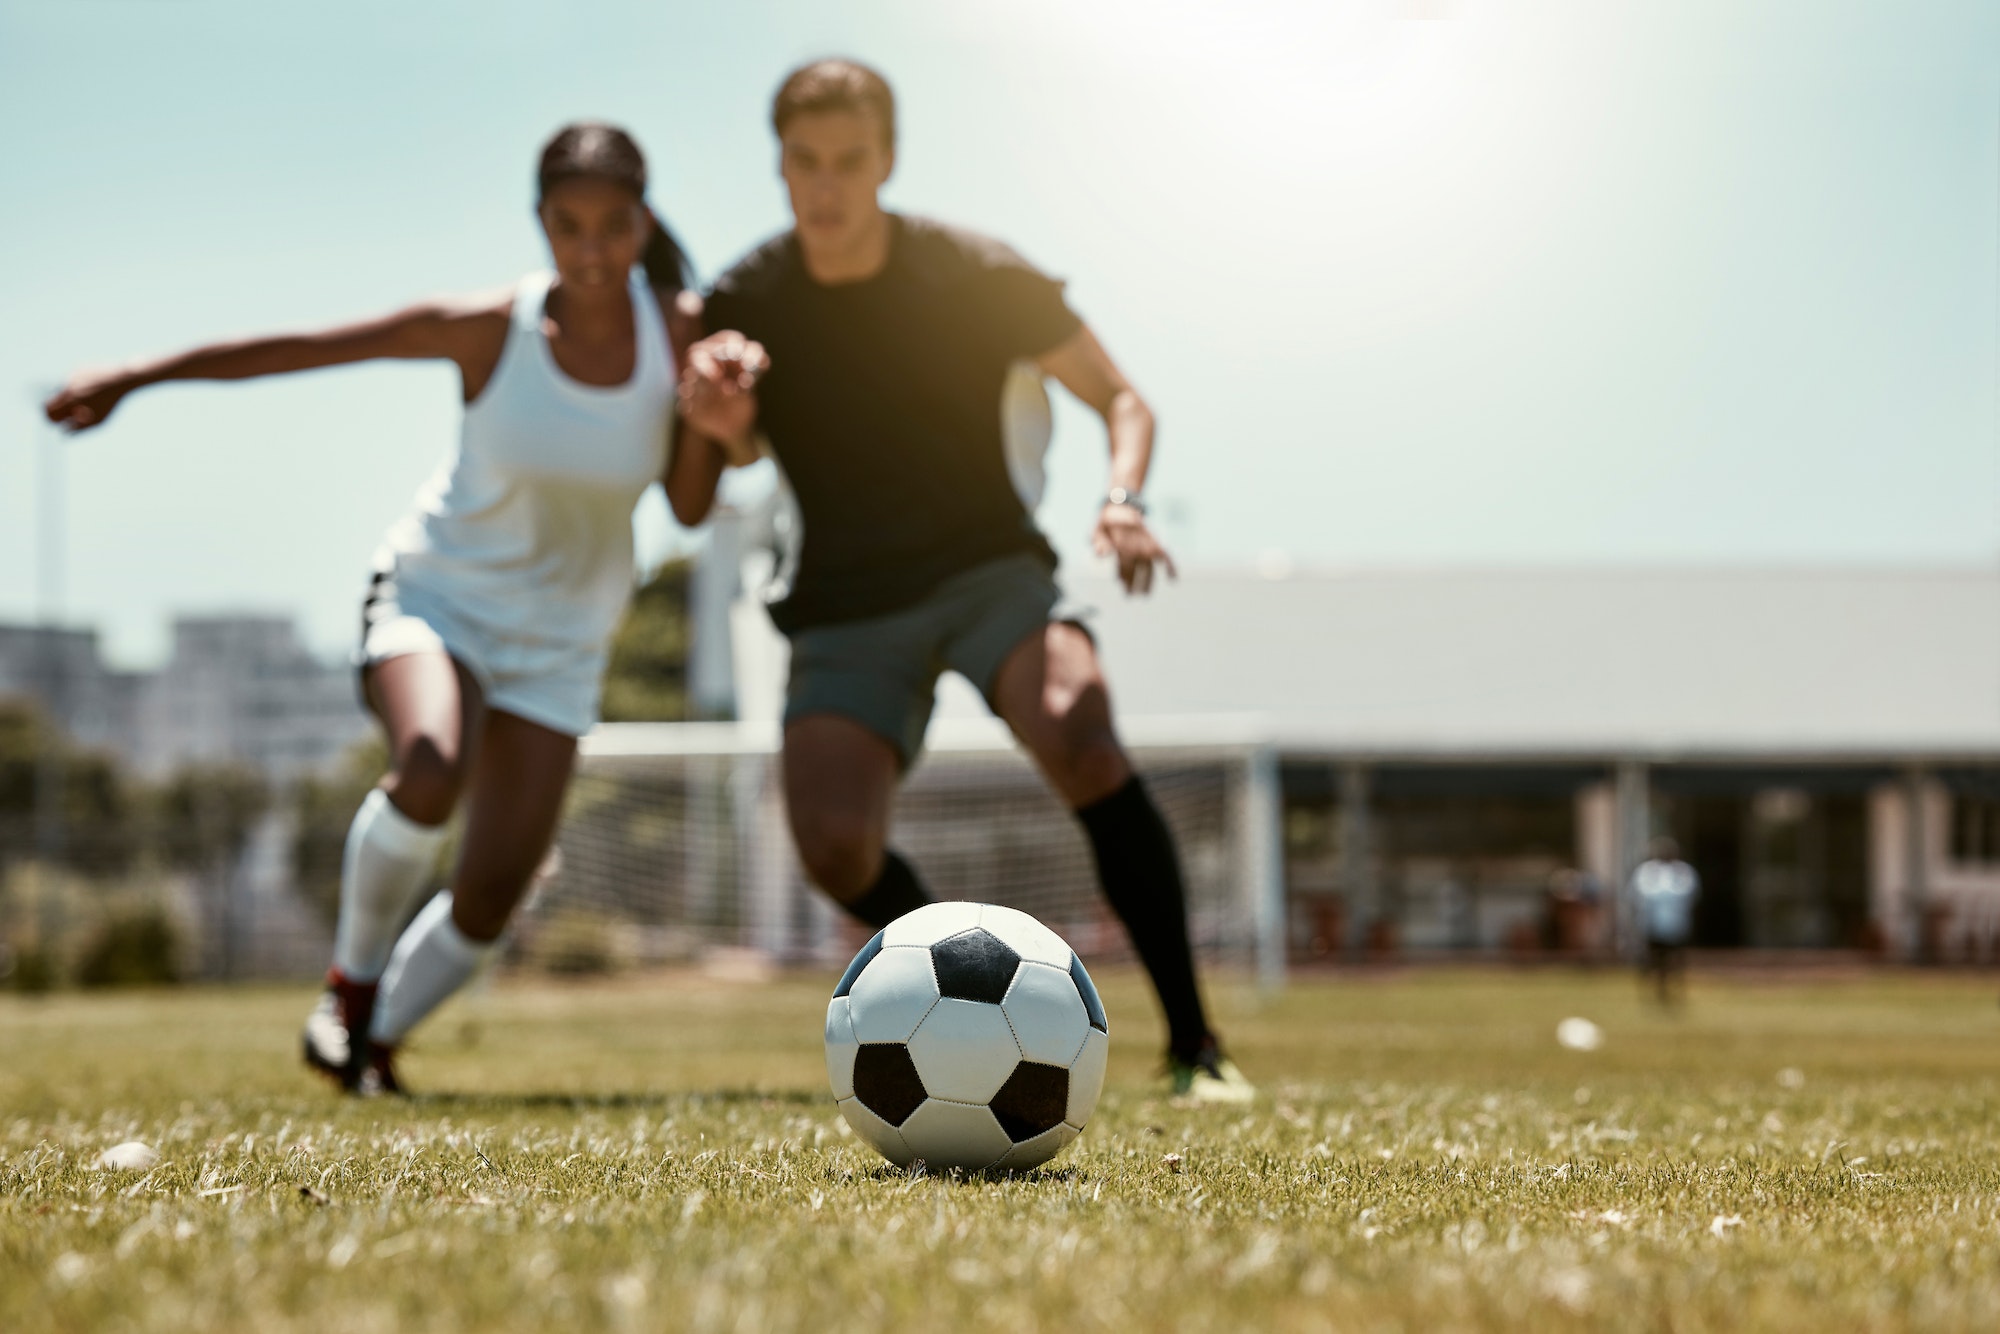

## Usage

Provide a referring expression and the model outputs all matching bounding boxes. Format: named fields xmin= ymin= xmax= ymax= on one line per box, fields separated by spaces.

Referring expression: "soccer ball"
xmin=824 ymin=901 xmax=1109 ymax=1172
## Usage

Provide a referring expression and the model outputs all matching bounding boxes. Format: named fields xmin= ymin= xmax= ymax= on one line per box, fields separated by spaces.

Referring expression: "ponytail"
xmin=643 ymin=208 xmax=694 ymax=295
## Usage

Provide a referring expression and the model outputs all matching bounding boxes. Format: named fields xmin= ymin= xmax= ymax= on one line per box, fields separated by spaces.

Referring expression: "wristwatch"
xmin=1104 ymin=487 xmax=1147 ymax=515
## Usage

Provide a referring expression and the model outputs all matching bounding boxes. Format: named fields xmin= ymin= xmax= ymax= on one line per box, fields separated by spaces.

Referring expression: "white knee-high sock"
xmin=371 ymin=892 xmax=497 ymax=1045
xmin=331 ymin=788 xmax=450 ymax=983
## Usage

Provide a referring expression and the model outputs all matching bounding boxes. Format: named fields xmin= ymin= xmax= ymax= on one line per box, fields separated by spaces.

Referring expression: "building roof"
xmin=906 ymin=567 xmax=2000 ymax=759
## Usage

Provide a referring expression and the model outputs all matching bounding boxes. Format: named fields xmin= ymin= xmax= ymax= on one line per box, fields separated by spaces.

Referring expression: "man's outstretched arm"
xmin=1038 ymin=325 xmax=1176 ymax=595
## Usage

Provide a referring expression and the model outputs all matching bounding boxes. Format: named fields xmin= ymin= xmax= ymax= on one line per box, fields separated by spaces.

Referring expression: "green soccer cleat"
xmin=1167 ymin=1043 xmax=1257 ymax=1105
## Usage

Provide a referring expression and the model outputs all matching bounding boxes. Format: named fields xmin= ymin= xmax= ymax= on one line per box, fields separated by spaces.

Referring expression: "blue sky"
xmin=2 ymin=0 xmax=1996 ymax=665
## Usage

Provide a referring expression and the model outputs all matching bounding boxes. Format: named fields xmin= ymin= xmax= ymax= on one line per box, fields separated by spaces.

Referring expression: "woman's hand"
xmin=44 ymin=368 xmax=139 ymax=433
xmin=678 ymin=331 xmax=767 ymax=462
xmin=1092 ymin=502 xmax=1177 ymax=595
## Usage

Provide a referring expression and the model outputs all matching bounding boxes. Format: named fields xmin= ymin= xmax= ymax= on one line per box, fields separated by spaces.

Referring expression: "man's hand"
xmin=1093 ymin=502 xmax=1177 ymax=595
xmin=678 ymin=331 xmax=768 ymax=466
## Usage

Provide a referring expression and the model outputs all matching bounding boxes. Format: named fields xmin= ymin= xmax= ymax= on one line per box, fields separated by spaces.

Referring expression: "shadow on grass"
xmin=854 ymin=1162 xmax=1089 ymax=1186
xmin=409 ymin=1087 xmax=826 ymax=1112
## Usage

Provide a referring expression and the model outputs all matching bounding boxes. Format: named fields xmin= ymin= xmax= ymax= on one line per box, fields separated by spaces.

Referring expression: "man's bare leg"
xmin=784 ymin=714 xmax=931 ymax=928
xmin=991 ymin=621 xmax=1223 ymax=1071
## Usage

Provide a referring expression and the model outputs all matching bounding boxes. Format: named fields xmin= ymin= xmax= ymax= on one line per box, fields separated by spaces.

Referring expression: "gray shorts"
xmin=784 ymin=554 xmax=1083 ymax=766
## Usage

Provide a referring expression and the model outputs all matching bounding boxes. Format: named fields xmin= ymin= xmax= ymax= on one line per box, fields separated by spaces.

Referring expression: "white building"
xmin=0 ymin=624 xmax=145 ymax=756
xmin=0 ymin=615 xmax=368 ymax=781
xmin=134 ymin=616 xmax=369 ymax=781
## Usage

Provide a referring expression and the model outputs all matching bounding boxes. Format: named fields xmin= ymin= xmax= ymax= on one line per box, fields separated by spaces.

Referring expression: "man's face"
xmin=779 ymin=109 xmax=893 ymax=253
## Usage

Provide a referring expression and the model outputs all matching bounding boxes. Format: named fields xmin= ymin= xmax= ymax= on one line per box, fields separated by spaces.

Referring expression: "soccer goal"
xmin=524 ymin=716 xmax=1287 ymax=985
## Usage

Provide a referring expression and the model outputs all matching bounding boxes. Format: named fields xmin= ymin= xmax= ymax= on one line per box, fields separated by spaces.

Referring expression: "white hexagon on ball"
xmin=882 ymin=899 xmax=983 ymax=949
xmin=824 ymin=997 xmax=858 ymax=1100
xmin=906 ymin=997 xmax=1023 ymax=1104
xmin=996 ymin=1122 xmax=1078 ymax=1173
xmin=845 ymin=945 xmax=939 ymax=1043
xmin=977 ymin=903 xmax=1074 ymax=969
xmin=1067 ymin=1027 xmax=1110 ymax=1128
xmin=838 ymin=1096 xmax=914 ymax=1166
xmin=898 ymin=1099 xmax=1013 ymax=1171
xmin=1001 ymin=960 xmax=1090 ymax=1066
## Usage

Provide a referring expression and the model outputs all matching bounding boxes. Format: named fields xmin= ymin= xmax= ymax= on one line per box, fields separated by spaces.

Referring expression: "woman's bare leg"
xmin=308 ymin=652 xmax=484 ymax=1089
xmin=369 ymin=710 xmax=577 ymax=1055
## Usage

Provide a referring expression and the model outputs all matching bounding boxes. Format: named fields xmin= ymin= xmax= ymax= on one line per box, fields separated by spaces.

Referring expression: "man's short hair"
xmin=772 ymin=58 xmax=896 ymax=151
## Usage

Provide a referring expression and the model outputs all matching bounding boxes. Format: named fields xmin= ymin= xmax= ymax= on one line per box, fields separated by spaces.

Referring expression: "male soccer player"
xmin=670 ymin=58 xmax=1251 ymax=1102
xmin=1629 ymin=837 xmax=1700 ymax=1007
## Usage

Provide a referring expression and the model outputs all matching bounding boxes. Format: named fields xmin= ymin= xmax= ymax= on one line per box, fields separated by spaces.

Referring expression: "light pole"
xmin=26 ymin=392 xmax=70 ymax=983
xmin=33 ymin=397 xmax=68 ymax=868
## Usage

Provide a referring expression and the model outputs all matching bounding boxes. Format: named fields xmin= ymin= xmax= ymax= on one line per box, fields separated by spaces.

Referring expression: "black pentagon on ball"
xmin=1069 ymin=954 xmax=1108 ymax=1033
xmin=929 ymin=928 xmax=1020 ymax=1005
xmin=990 ymin=1060 xmax=1070 ymax=1142
xmin=832 ymin=929 xmax=886 ymax=999
xmin=852 ymin=1043 xmax=927 ymax=1126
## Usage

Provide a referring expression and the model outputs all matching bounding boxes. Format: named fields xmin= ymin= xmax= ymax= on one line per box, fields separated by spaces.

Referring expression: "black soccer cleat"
xmin=302 ymin=970 xmax=380 ymax=1094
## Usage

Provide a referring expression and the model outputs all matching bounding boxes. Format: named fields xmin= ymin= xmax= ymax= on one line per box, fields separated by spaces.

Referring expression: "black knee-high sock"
xmin=839 ymin=850 xmax=934 ymax=930
xmin=1077 ymin=776 xmax=1213 ymax=1061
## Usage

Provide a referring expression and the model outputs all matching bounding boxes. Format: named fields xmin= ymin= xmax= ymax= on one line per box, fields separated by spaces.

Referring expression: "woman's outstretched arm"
xmin=43 ymin=291 xmax=511 ymax=432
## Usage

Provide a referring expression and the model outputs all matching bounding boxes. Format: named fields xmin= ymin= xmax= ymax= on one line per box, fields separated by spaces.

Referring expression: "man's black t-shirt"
xmin=703 ymin=214 xmax=1083 ymax=634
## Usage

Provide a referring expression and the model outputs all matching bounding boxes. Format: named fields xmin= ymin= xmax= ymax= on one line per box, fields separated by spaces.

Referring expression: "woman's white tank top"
xmin=376 ymin=269 xmax=674 ymax=651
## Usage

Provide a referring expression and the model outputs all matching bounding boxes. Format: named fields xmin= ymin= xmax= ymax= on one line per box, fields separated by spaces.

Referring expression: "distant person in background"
xmin=1629 ymin=837 xmax=1700 ymax=1006
xmin=45 ymin=124 xmax=744 ymax=1094
xmin=669 ymin=58 xmax=1252 ymax=1103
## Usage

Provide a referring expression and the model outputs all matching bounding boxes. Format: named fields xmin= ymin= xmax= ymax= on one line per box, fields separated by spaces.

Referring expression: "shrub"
xmin=75 ymin=909 xmax=181 ymax=987
xmin=8 ymin=944 xmax=58 ymax=993
xmin=533 ymin=911 xmax=626 ymax=977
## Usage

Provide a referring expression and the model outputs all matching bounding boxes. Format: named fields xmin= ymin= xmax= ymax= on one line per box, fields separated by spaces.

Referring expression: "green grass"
xmin=5 ymin=967 xmax=2000 ymax=1332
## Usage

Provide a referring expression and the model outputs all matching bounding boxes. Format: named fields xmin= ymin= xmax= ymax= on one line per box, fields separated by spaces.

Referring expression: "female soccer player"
xmin=45 ymin=123 xmax=731 ymax=1094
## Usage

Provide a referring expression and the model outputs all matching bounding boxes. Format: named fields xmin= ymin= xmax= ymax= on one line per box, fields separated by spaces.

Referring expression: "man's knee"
xmin=385 ymin=733 xmax=467 ymax=826
xmin=1026 ymin=668 xmax=1127 ymax=805
xmin=792 ymin=807 xmax=884 ymax=900
xmin=1056 ymin=727 xmax=1131 ymax=808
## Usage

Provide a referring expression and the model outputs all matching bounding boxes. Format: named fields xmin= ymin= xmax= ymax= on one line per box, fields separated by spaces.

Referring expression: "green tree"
xmin=600 ymin=558 xmax=693 ymax=722
xmin=0 ymin=699 xmax=141 ymax=877
xmin=145 ymin=763 xmax=269 ymax=873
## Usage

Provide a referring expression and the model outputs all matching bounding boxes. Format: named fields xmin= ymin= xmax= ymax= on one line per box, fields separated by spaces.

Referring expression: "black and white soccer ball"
xmin=824 ymin=901 xmax=1109 ymax=1172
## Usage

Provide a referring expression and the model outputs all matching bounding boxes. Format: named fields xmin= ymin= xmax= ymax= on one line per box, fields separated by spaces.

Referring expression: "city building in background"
xmin=0 ymin=624 xmax=146 ymax=760
xmin=0 ymin=614 xmax=367 ymax=781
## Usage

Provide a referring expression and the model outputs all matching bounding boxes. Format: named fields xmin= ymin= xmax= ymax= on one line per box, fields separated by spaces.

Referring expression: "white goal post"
xmin=526 ymin=716 xmax=1287 ymax=986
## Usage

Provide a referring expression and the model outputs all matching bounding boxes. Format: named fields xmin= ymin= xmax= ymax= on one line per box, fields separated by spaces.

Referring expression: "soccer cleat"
xmin=302 ymin=970 xmax=379 ymax=1094
xmin=358 ymin=1043 xmax=407 ymax=1098
xmin=1167 ymin=1041 xmax=1257 ymax=1106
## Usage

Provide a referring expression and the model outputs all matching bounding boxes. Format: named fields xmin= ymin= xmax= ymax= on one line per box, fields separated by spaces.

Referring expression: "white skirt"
xmin=354 ymin=568 xmax=607 ymax=738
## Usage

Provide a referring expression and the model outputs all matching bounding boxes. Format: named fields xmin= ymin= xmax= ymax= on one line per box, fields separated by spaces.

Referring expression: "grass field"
xmin=5 ymin=966 xmax=2000 ymax=1332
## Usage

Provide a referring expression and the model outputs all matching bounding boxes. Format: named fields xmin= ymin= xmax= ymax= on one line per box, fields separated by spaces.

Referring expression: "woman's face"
xmin=538 ymin=178 xmax=649 ymax=294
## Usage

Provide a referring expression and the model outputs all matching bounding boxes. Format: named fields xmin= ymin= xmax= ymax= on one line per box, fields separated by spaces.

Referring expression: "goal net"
xmin=523 ymin=718 xmax=1284 ymax=977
